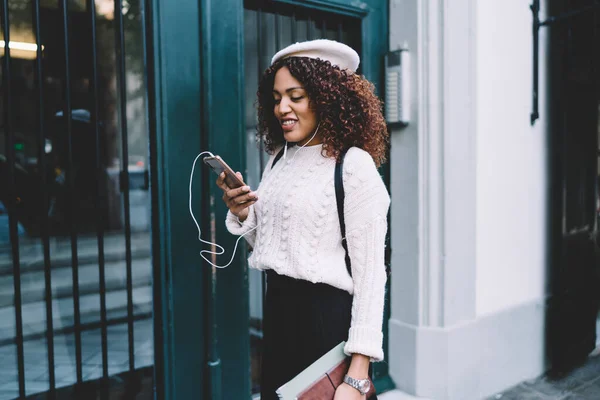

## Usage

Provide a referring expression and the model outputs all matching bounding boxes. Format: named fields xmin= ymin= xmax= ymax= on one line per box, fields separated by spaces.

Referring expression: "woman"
xmin=217 ymin=39 xmax=389 ymax=399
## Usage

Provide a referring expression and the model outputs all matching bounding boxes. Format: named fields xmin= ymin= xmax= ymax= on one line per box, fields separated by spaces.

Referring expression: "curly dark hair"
xmin=257 ymin=56 xmax=389 ymax=166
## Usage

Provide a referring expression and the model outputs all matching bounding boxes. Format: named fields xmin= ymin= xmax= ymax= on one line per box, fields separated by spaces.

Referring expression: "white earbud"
xmin=288 ymin=123 xmax=320 ymax=164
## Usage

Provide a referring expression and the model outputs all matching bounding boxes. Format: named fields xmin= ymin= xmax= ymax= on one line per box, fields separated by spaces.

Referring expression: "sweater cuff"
xmin=225 ymin=207 xmax=256 ymax=235
xmin=344 ymin=326 xmax=384 ymax=362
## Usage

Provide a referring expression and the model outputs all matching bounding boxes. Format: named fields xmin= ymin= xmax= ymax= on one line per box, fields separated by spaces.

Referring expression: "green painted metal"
xmin=200 ymin=0 xmax=252 ymax=399
xmin=270 ymin=0 xmax=369 ymax=17
xmin=146 ymin=0 xmax=205 ymax=398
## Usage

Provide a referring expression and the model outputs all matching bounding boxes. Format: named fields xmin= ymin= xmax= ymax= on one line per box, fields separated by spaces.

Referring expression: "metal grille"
xmin=243 ymin=2 xmax=362 ymax=393
xmin=0 ymin=0 xmax=152 ymax=398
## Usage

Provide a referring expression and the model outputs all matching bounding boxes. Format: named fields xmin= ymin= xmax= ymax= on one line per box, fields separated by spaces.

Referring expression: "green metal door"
xmin=148 ymin=0 xmax=389 ymax=399
xmin=242 ymin=0 xmax=392 ymax=395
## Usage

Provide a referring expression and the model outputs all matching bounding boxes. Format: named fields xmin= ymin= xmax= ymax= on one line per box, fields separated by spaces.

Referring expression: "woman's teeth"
xmin=282 ymin=120 xmax=295 ymax=126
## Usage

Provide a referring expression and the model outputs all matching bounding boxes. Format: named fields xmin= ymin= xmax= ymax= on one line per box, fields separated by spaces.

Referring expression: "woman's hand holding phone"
xmin=216 ymin=171 xmax=258 ymax=222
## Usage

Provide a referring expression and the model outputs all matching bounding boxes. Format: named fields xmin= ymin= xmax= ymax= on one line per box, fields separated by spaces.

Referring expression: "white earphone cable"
xmin=189 ymin=151 xmax=258 ymax=269
xmin=190 ymin=124 xmax=320 ymax=268
xmin=283 ymin=123 xmax=321 ymax=163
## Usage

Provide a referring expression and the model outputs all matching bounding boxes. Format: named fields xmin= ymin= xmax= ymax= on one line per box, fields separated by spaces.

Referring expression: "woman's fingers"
xmin=223 ymin=190 xmax=258 ymax=208
xmin=217 ymin=171 xmax=256 ymax=217
xmin=231 ymin=199 xmax=257 ymax=214
xmin=233 ymin=191 xmax=258 ymax=205
xmin=216 ymin=172 xmax=229 ymax=191
xmin=225 ymin=185 xmax=253 ymax=201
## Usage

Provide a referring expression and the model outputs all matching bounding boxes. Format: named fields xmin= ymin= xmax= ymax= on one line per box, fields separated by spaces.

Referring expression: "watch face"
xmin=360 ymin=379 xmax=371 ymax=392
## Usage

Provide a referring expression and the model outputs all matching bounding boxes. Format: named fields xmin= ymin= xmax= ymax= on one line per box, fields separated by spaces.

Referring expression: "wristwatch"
xmin=343 ymin=374 xmax=371 ymax=396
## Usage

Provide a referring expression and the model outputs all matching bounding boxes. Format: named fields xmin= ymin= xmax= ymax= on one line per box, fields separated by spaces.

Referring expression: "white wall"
xmin=475 ymin=0 xmax=548 ymax=317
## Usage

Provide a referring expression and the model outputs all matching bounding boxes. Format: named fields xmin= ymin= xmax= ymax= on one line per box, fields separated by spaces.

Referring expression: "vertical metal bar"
xmin=562 ymin=25 xmax=573 ymax=234
xmin=143 ymin=0 xmax=166 ymax=394
xmin=32 ymin=0 xmax=56 ymax=394
xmin=307 ymin=14 xmax=313 ymax=40
xmin=86 ymin=0 xmax=109 ymax=387
xmin=114 ymin=0 xmax=135 ymax=371
xmin=337 ymin=20 xmax=343 ymax=42
xmin=291 ymin=12 xmax=297 ymax=43
xmin=257 ymin=8 xmax=265 ymax=172
xmin=207 ymin=201 xmax=222 ymax=400
xmin=198 ymin=3 xmax=221 ymax=397
xmin=589 ymin=6 xmax=599 ymax=229
xmin=321 ymin=18 xmax=326 ymax=39
xmin=530 ymin=0 xmax=540 ymax=125
xmin=275 ymin=13 xmax=281 ymax=51
xmin=256 ymin=8 xmax=267 ymax=311
xmin=60 ymin=0 xmax=83 ymax=383
xmin=1 ymin=2 xmax=26 ymax=397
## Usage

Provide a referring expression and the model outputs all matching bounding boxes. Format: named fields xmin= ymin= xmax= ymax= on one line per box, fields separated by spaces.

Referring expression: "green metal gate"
xmin=0 ymin=0 xmax=154 ymax=398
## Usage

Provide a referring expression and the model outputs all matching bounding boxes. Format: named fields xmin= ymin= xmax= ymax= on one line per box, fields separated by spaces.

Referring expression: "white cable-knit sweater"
xmin=225 ymin=144 xmax=390 ymax=361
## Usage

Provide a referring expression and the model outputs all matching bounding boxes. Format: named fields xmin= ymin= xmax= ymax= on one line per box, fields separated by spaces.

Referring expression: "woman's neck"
xmin=296 ymin=135 xmax=323 ymax=147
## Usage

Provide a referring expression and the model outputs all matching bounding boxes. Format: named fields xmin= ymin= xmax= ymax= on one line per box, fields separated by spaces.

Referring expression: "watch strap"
xmin=343 ymin=374 xmax=370 ymax=395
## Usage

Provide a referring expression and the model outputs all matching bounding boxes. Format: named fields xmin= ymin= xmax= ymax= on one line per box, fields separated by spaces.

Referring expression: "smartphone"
xmin=203 ymin=155 xmax=246 ymax=189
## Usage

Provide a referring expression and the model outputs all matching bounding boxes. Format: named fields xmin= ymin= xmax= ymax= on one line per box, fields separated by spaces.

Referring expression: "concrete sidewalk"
xmin=379 ymin=349 xmax=600 ymax=400
xmin=380 ymin=390 xmax=430 ymax=400
xmin=0 ymin=317 xmax=153 ymax=400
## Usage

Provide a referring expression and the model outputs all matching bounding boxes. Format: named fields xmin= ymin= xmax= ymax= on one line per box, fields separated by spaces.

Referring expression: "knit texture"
xmin=225 ymin=144 xmax=390 ymax=361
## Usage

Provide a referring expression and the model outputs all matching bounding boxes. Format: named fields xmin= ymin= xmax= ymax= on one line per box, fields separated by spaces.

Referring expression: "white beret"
xmin=270 ymin=39 xmax=360 ymax=72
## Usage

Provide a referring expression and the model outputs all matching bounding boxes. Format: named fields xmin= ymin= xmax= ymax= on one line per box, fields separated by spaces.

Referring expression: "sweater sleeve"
xmin=341 ymin=148 xmax=390 ymax=362
xmin=224 ymin=147 xmax=282 ymax=247
xmin=225 ymin=206 xmax=258 ymax=248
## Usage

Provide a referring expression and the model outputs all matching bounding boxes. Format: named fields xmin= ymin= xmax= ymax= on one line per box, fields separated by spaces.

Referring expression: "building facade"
xmin=387 ymin=0 xmax=599 ymax=399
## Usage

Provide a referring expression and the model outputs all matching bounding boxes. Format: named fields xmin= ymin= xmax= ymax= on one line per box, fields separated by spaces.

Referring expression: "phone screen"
xmin=203 ymin=156 xmax=245 ymax=188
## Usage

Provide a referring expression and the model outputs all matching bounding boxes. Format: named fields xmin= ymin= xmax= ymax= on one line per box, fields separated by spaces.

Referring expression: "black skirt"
xmin=260 ymin=270 xmax=353 ymax=400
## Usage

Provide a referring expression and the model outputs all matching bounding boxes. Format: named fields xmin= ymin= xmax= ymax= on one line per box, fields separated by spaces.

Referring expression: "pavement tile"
xmin=566 ymin=378 xmax=600 ymax=399
xmin=0 ymin=318 xmax=153 ymax=399
xmin=487 ymin=384 xmax=549 ymax=400
xmin=134 ymin=355 xmax=154 ymax=368
xmin=0 ymin=329 xmax=14 ymax=343
xmin=565 ymin=355 xmax=600 ymax=385
xmin=523 ymin=375 xmax=588 ymax=398
xmin=0 ymin=373 xmax=17 ymax=386
xmin=108 ymin=363 xmax=129 ymax=377
xmin=0 ymin=390 xmax=18 ymax=400
xmin=0 ymin=380 xmax=49 ymax=394
xmin=25 ymin=381 xmax=50 ymax=396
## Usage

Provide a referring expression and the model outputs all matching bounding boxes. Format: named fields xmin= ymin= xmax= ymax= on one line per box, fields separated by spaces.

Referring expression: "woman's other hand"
xmin=334 ymin=383 xmax=364 ymax=400
xmin=216 ymin=171 xmax=258 ymax=222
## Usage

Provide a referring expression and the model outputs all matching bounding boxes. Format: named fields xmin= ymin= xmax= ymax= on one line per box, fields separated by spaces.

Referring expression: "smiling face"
xmin=272 ymin=67 xmax=320 ymax=146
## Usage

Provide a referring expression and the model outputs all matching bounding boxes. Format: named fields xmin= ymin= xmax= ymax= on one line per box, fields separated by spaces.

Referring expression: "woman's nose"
xmin=278 ymin=98 xmax=292 ymax=114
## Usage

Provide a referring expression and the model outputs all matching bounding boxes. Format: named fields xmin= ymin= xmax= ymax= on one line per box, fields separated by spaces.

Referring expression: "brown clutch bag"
xmin=276 ymin=342 xmax=376 ymax=399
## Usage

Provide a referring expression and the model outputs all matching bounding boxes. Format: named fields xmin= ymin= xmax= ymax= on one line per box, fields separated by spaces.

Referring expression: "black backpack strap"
xmin=335 ymin=150 xmax=352 ymax=276
xmin=271 ymin=147 xmax=286 ymax=170
xmin=272 ymin=145 xmax=351 ymax=276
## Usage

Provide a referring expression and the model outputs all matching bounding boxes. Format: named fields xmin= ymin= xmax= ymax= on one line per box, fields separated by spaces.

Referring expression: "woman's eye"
xmin=274 ymin=99 xmax=281 ymax=105
xmin=291 ymin=96 xmax=303 ymax=102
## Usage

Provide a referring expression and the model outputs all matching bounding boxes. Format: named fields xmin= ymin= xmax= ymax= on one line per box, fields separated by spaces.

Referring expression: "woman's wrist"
xmin=347 ymin=353 xmax=370 ymax=379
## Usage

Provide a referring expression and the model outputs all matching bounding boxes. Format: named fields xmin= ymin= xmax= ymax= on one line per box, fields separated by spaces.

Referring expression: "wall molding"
xmin=417 ymin=0 xmax=445 ymax=328
xmin=420 ymin=0 xmax=478 ymax=328
xmin=389 ymin=299 xmax=546 ymax=399
xmin=388 ymin=0 xmax=478 ymax=392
